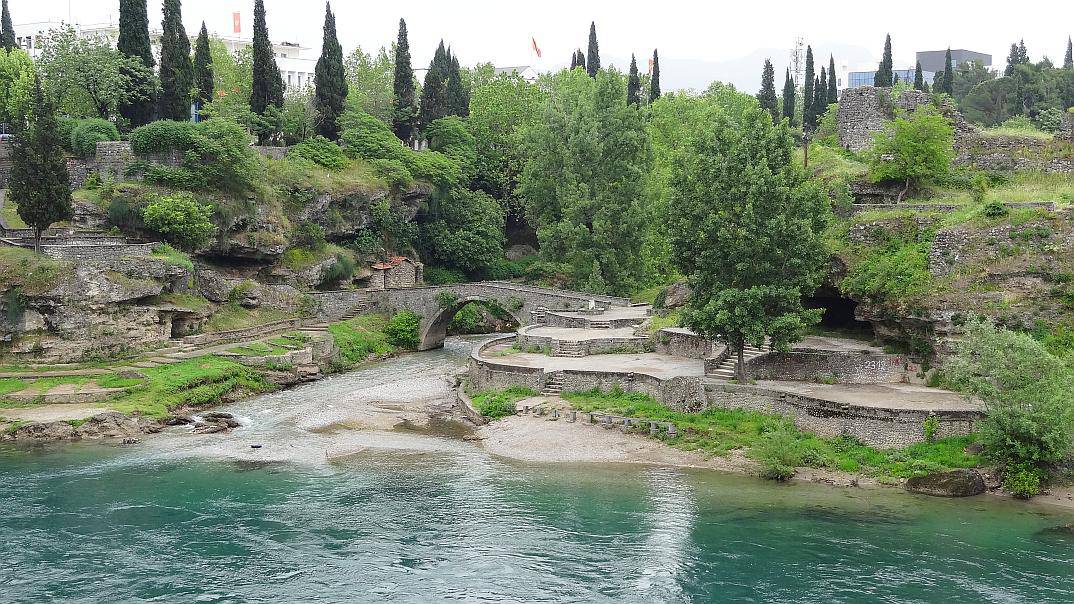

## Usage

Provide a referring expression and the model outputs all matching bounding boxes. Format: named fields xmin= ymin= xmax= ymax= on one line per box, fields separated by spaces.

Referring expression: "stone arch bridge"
xmin=373 ymin=282 xmax=631 ymax=350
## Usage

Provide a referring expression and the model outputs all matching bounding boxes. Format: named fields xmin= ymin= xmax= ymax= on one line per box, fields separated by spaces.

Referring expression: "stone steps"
xmin=541 ymin=374 xmax=563 ymax=396
xmin=709 ymin=341 xmax=771 ymax=379
xmin=553 ymin=342 xmax=585 ymax=358
xmin=589 ymin=320 xmax=612 ymax=329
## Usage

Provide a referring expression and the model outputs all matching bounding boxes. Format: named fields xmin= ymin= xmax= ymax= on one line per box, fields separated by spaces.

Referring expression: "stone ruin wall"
xmin=0 ymin=141 xmax=11 ymax=189
xmin=837 ymin=86 xmax=1074 ymax=174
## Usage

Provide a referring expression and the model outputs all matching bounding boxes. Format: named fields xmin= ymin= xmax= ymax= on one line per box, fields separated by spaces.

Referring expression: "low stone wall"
xmin=956 ymin=135 xmax=1074 ymax=173
xmin=220 ymin=346 xmax=314 ymax=368
xmin=743 ymin=350 xmax=908 ymax=384
xmin=543 ymin=311 xmax=645 ymax=330
xmin=253 ymin=146 xmax=289 ymax=160
xmin=654 ymin=328 xmax=718 ymax=359
xmin=515 ymin=329 xmax=649 ymax=356
xmin=307 ymin=290 xmax=368 ymax=321
xmin=182 ymin=318 xmax=304 ymax=347
xmin=41 ymin=243 xmax=155 ymax=262
xmin=850 ymin=201 xmax=1056 ymax=215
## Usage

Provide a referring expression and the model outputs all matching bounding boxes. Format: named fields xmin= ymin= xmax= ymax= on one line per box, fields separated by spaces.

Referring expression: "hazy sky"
xmin=11 ymin=0 xmax=1073 ymax=91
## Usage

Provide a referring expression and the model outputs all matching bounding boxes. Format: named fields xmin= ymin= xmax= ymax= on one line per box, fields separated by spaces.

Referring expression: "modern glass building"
xmin=847 ymin=68 xmax=935 ymax=88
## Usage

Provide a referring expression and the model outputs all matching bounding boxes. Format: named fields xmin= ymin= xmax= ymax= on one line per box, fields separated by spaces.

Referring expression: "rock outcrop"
xmin=905 ymin=469 xmax=987 ymax=497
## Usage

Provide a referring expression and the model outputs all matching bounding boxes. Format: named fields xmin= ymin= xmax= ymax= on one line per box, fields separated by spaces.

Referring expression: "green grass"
xmin=204 ymin=304 xmax=297 ymax=333
xmin=980 ymin=125 xmax=1054 ymax=140
xmin=150 ymin=243 xmax=195 ymax=272
xmin=471 ymin=387 xmax=536 ymax=418
xmin=327 ymin=314 xmax=396 ymax=368
xmin=798 ymin=143 xmax=868 ymax=182
xmin=267 ymin=333 xmax=311 ymax=348
xmin=106 ymin=356 xmax=277 ymax=418
xmin=562 ymin=388 xmax=980 ymax=481
xmin=0 ymin=378 xmax=28 ymax=397
xmin=0 ymin=247 xmax=70 ymax=295
xmin=645 ymin=310 xmax=682 ymax=334
xmin=1 ymin=198 xmax=28 ymax=228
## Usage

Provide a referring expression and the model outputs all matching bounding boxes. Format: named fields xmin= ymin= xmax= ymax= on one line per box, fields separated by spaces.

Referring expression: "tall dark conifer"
xmin=757 ymin=59 xmax=778 ymax=123
xmin=817 ymin=67 xmax=828 ymax=113
xmin=1005 ymin=39 xmax=1030 ymax=76
xmin=2 ymin=0 xmax=16 ymax=51
xmin=827 ymin=55 xmax=837 ymax=103
xmin=420 ymin=41 xmax=450 ymax=130
xmin=251 ymin=0 xmax=284 ymax=117
xmin=445 ymin=49 xmax=469 ymax=117
xmin=781 ymin=68 xmax=795 ymax=125
xmin=193 ymin=22 xmax=214 ymax=108
xmin=570 ymin=52 xmax=579 ymax=70
xmin=392 ymin=19 xmax=418 ymax=143
xmin=314 ymin=2 xmax=348 ymax=139
xmin=650 ymin=49 xmax=661 ymax=100
xmin=874 ymin=34 xmax=893 ymax=87
xmin=586 ymin=22 xmax=600 ymax=77
xmin=158 ymin=0 xmax=193 ymax=121
xmin=1064 ymin=37 xmax=1072 ymax=69
xmin=627 ymin=54 xmax=641 ymax=106
xmin=913 ymin=61 xmax=924 ymax=91
xmin=803 ymin=46 xmax=815 ymax=130
xmin=10 ymin=76 xmax=71 ymax=252
xmin=941 ymin=48 xmax=955 ymax=95
xmin=117 ymin=0 xmax=156 ymax=127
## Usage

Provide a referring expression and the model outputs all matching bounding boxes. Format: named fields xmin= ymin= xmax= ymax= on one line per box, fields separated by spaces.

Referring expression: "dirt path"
xmin=0 ymin=404 xmax=113 ymax=424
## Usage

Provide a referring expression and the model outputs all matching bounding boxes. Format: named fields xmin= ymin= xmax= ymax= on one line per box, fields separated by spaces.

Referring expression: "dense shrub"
xmin=130 ymin=120 xmax=199 ymax=154
xmin=141 ymin=193 xmax=217 ymax=250
xmin=419 ymin=189 xmax=505 ymax=275
xmin=288 ymin=136 xmax=349 ymax=171
xmin=753 ymin=429 xmax=801 ymax=481
xmin=338 ymin=108 xmax=461 ymax=191
xmin=471 ymin=387 xmax=535 ymax=419
xmin=371 ymin=158 xmax=413 ymax=191
xmin=424 ymin=266 xmax=466 ymax=285
xmin=321 ymin=253 xmax=356 ymax=285
xmin=384 ymin=310 xmax=421 ymax=349
xmin=70 ymin=118 xmax=120 ymax=158
xmin=56 ymin=116 xmax=79 ymax=153
xmin=842 ymin=243 xmax=933 ymax=304
xmin=129 ymin=120 xmax=258 ymax=193
xmin=1004 ymin=464 xmax=1044 ymax=499
xmin=982 ymin=200 xmax=1009 ymax=218
xmin=292 ymin=221 xmax=327 ymax=252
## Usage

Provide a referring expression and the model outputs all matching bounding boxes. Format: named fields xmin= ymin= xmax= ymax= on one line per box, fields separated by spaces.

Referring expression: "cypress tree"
xmin=570 ymin=52 xmax=579 ymax=70
xmin=827 ymin=55 xmax=838 ymax=103
xmin=251 ymin=0 xmax=284 ymax=116
xmin=781 ymin=68 xmax=795 ymax=125
xmin=757 ymin=59 xmax=778 ymax=123
xmin=1064 ymin=37 xmax=1072 ymax=69
xmin=874 ymin=34 xmax=893 ymax=87
xmin=892 ymin=72 xmax=900 ymax=85
xmin=117 ymin=0 xmax=156 ymax=127
xmin=650 ymin=49 xmax=661 ymax=100
xmin=941 ymin=48 xmax=954 ymax=95
xmin=314 ymin=2 xmax=348 ymax=139
xmin=1005 ymin=39 xmax=1030 ymax=76
xmin=445 ymin=49 xmax=469 ymax=117
xmin=913 ymin=61 xmax=925 ymax=91
xmin=627 ymin=54 xmax=641 ymax=106
xmin=922 ymin=79 xmax=930 ymax=94
xmin=193 ymin=22 xmax=214 ymax=108
xmin=586 ymin=22 xmax=600 ymax=77
xmin=392 ymin=19 xmax=418 ymax=143
xmin=803 ymin=46 xmax=815 ymax=130
xmin=817 ymin=67 xmax=828 ymax=114
xmin=420 ymin=41 xmax=450 ymax=130
xmin=812 ymin=74 xmax=823 ymax=126
xmin=10 ymin=76 xmax=71 ymax=253
xmin=2 ymin=0 xmax=16 ymax=51
xmin=158 ymin=0 xmax=193 ymax=121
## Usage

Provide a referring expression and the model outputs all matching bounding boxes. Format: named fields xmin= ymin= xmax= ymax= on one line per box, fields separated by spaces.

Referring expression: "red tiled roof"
xmin=373 ymin=256 xmax=414 ymax=270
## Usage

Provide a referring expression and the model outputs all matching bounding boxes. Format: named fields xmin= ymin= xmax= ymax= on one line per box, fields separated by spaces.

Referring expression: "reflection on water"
xmin=1 ymin=337 xmax=1073 ymax=603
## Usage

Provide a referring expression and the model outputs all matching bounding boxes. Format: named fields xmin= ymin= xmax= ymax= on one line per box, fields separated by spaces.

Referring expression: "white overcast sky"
xmin=10 ymin=0 xmax=1073 ymax=91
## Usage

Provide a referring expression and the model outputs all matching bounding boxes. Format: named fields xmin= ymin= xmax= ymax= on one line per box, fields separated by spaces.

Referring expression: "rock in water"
xmin=906 ymin=469 xmax=986 ymax=497
xmin=203 ymin=412 xmax=235 ymax=420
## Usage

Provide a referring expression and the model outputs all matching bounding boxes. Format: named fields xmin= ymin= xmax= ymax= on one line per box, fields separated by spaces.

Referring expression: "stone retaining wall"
xmin=743 ymin=350 xmax=908 ymax=384
xmin=41 ymin=243 xmax=155 ymax=262
xmin=654 ymin=328 xmax=718 ymax=359
xmin=0 ymin=140 xmax=11 ymax=188
xmin=182 ymin=318 xmax=304 ymax=347
xmin=542 ymin=311 xmax=646 ymax=330
xmin=850 ymin=201 xmax=1056 ymax=215
xmin=253 ymin=146 xmax=289 ymax=160
xmin=955 ymin=136 xmax=1074 ymax=173
xmin=307 ymin=290 xmax=368 ymax=321
xmin=515 ymin=329 xmax=649 ymax=356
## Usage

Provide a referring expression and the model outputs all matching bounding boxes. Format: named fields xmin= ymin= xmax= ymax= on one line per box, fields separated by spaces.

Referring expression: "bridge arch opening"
xmin=420 ymin=296 xmax=523 ymax=350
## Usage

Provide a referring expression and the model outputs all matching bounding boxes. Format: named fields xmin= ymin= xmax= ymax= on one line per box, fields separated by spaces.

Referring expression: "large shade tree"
xmin=667 ymin=96 xmax=831 ymax=382
xmin=10 ymin=76 xmax=72 ymax=252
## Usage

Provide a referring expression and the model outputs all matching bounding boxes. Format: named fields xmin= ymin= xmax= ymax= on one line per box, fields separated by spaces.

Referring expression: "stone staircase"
xmin=708 ymin=341 xmax=771 ymax=380
xmin=530 ymin=306 xmax=548 ymax=325
xmin=553 ymin=341 xmax=585 ymax=358
xmin=338 ymin=297 xmax=372 ymax=321
xmin=588 ymin=319 xmax=612 ymax=329
xmin=541 ymin=373 xmax=563 ymax=396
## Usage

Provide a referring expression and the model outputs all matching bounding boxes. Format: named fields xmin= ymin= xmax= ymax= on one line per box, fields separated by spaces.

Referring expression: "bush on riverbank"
xmin=472 ymin=387 xmax=536 ymax=419
xmin=384 ymin=311 xmax=421 ymax=350
xmin=107 ymin=356 xmax=276 ymax=417
xmin=328 ymin=314 xmax=396 ymax=368
xmin=561 ymin=388 xmax=980 ymax=482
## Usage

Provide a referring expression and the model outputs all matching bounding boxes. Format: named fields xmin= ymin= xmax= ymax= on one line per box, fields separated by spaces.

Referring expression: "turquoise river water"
xmin=1 ymin=337 xmax=1073 ymax=603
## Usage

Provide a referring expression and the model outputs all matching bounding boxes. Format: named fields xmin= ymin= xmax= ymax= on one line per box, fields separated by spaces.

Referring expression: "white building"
xmin=13 ymin=20 xmax=315 ymax=91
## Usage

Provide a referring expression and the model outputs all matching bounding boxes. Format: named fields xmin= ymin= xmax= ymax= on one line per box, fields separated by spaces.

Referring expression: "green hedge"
xmin=128 ymin=120 xmax=259 ymax=193
xmin=70 ymin=118 xmax=120 ymax=158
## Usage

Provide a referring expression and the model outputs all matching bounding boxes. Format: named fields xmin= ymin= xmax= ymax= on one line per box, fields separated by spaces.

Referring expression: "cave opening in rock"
xmin=804 ymin=289 xmax=874 ymax=340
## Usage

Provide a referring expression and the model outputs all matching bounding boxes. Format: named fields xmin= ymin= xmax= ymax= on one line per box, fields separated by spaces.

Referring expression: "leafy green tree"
xmin=391 ymin=19 xmax=418 ymax=142
xmin=944 ymin=319 xmax=1074 ymax=497
xmin=757 ymin=59 xmax=778 ymax=123
xmin=1065 ymin=37 xmax=1073 ymax=70
xmin=952 ymin=60 xmax=995 ymax=102
xmin=667 ymin=97 xmax=830 ymax=382
xmin=467 ymin=73 xmax=544 ymax=208
xmin=627 ymin=54 xmax=642 ymax=106
xmin=425 ymin=115 xmax=476 ymax=181
xmin=960 ymin=76 xmax=1020 ymax=125
xmin=346 ymin=45 xmax=394 ymax=125
xmin=10 ymin=77 xmax=72 ymax=252
xmin=874 ymin=34 xmax=893 ymax=87
xmin=37 ymin=26 xmax=157 ymax=121
xmin=420 ymin=188 xmax=505 ymax=275
xmin=192 ymin=22 xmax=214 ymax=107
xmin=586 ymin=22 xmax=600 ymax=77
xmin=827 ymin=55 xmax=837 ymax=103
xmin=251 ymin=0 xmax=283 ymax=139
xmin=0 ymin=48 xmax=34 ymax=127
xmin=141 ymin=192 xmax=216 ymax=250
xmin=314 ymin=2 xmax=348 ymax=139
xmin=158 ymin=0 xmax=192 ymax=121
xmin=1 ymin=0 xmax=14 ymax=52
xmin=867 ymin=106 xmax=954 ymax=201
xmin=913 ymin=61 xmax=925 ymax=91
xmin=117 ymin=0 xmax=155 ymax=127
xmin=1005 ymin=39 xmax=1030 ymax=76
xmin=940 ymin=48 xmax=955 ymax=95
xmin=420 ymin=41 xmax=451 ymax=131
xmin=803 ymin=46 xmax=815 ymax=130
xmin=519 ymin=69 xmax=652 ymax=294
xmin=781 ymin=68 xmax=795 ymax=124
xmin=650 ymin=49 xmax=661 ymax=100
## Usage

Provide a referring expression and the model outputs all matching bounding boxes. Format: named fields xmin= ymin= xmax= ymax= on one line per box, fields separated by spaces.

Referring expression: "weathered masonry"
xmin=374 ymin=282 xmax=631 ymax=350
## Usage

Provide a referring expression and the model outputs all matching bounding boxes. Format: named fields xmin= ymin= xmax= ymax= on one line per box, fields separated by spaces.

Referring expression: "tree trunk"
xmin=33 ymin=227 xmax=41 ymax=254
xmin=897 ymin=177 xmax=911 ymax=203
xmin=735 ymin=341 xmax=747 ymax=384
